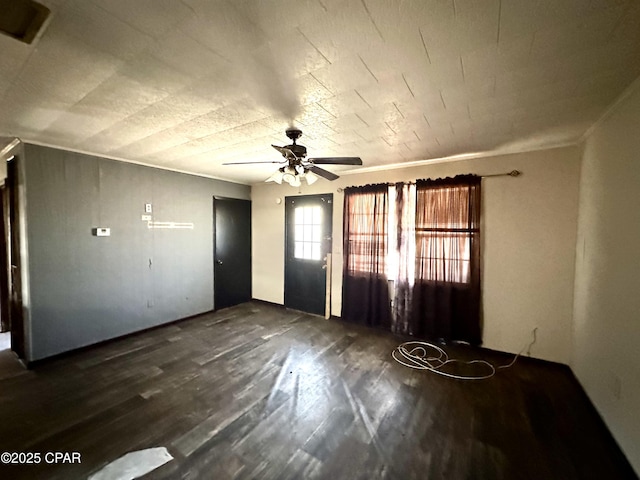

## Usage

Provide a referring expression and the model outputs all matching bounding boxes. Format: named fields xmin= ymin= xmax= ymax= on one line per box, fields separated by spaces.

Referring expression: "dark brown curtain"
xmin=341 ymin=184 xmax=391 ymax=328
xmin=410 ymin=175 xmax=482 ymax=344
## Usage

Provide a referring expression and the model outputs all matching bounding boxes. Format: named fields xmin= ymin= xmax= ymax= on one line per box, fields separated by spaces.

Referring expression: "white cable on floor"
xmin=391 ymin=327 xmax=537 ymax=381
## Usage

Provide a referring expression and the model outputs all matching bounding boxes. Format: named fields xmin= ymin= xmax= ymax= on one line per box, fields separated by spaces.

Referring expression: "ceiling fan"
xmin=223 ymin=128 xmax=362 ymax=186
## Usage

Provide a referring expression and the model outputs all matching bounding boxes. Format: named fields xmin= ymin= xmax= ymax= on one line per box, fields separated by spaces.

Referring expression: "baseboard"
xmin=250 ymin=298 xmax=336 ymax=319
xmin=26 ymin=309 xmax=215 ymax=369
xmin=478 ymin=345 xmax=571 ymax=371
xmin=565 ymin=370 xmax=638 ymax=478
xmin=250 ymin=298 xmax=286 ymax=309
xmin=27 ymin=300 xmax=289 ymax=368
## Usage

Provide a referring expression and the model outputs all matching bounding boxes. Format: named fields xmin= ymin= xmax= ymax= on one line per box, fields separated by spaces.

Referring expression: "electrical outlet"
xmin=145 ymin=203 xmax=152 ymax=213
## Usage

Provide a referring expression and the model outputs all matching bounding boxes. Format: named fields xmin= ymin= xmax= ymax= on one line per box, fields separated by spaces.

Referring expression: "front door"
xmin=284 ymin=194 xmax=333 ymax=316
xmin=214 ymin=197 xmax=252 ymax=310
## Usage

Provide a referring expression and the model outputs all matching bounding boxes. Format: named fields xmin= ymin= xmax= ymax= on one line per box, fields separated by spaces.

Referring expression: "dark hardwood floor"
xmin=0 ymin=301 xmax=636 ymax=479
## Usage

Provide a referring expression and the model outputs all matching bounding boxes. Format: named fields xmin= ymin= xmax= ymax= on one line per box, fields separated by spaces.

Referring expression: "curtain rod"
xmin=338 ymin=170 xmax=522 ymax=191
xmin=482 ymin=170 xmax=521 ymax=178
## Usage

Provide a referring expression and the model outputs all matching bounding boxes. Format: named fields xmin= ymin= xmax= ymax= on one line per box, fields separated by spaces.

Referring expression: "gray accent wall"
xmin=22 ymin=144 xmax=250 ymax=361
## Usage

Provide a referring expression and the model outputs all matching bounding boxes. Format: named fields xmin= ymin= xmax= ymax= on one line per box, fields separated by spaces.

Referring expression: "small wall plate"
xmin=92 ymin=227 xmax=111 ymax=236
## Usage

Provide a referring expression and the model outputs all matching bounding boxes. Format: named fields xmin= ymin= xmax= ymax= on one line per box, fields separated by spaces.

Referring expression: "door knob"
xmin=216 ymin=259 xmax=223 ymax=265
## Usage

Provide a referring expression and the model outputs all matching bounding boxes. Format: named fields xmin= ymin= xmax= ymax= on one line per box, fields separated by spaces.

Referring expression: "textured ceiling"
xmin=1 ymin=0 xmax=639 ymax=184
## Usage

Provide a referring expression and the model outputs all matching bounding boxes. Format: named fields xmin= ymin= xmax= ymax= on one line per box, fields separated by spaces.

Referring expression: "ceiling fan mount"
xmin=285 ymin=128 xmax=303 ymax=142
xmin=281 ymin=128 xmax=307 ymax=159
xmin=223 ymin=129 xmax=363 ymax=185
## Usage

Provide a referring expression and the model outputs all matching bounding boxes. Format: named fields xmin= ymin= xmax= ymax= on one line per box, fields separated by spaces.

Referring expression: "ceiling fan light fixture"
xmin=282 ymin=166 xmax=300 ymax=186
xmin=266 ymin=169 xmax=284 ymax=184
xmin=229 ymin=129 xmax=363 ymax=184
xmin=284 ymin=175 xmax=301 ymax=187
xmin=305 ymin=170 xmax=319 ymax=185
xmin=284 ymin=174 xmax=301 ymax=187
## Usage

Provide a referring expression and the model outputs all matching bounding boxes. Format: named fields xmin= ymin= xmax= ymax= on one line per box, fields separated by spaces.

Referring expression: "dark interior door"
xmin=7 ymin=157 xmax=24 ymax=358
xmin=0 ymin=185 xmax=9 ymax=335
xmin=214 ymin=197 xmax=252 ymax=310
xmin=285 ymin=194 xmax=333 ymax=316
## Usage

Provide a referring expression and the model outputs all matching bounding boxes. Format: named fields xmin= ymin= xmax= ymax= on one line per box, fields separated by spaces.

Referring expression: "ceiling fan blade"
xmin=272 ymin=144 xmax=297 ymax=160
xmin=308 ymin=157 xmax=362 ymax=165
xmin=223 ymin=160 xmax=284 ymax=165
xmin=308 ymin=165 xmax=339 ymax=181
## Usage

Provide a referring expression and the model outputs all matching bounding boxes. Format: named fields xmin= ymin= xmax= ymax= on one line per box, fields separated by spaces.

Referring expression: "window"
xmin=342 ymin=175 xmax=482 ymax=343
xmin=343 ymin=186 xmax=389 ymax=275
xmin=294 ymin=205 xmax=322 ymax=260
xmin=341 ymin=184 xmax=392 ymax=328
xmin=414 ymin=183 xmax=478 ymax=284
xmin=344 ymin=181 xmax=478 ymax=283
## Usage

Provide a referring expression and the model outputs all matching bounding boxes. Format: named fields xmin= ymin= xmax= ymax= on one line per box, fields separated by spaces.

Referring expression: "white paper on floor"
xmin=88 ymin=447 xmax=173 ymax=480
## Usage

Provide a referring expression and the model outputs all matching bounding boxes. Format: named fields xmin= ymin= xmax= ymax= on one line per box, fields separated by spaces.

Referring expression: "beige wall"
xmin=252 ymin=146 xmax=581 ymax=364
xmin=573 ymin=79 xmax=640 ymax=473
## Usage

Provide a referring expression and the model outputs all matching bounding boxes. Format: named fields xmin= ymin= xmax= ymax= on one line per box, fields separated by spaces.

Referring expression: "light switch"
xmin=93 ymin=227 xmax=111 ymax=237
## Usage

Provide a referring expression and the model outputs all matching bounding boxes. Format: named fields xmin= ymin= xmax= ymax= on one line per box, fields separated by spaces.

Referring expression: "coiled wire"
xmin=392 ymin=328 xmax=536 ymax=381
